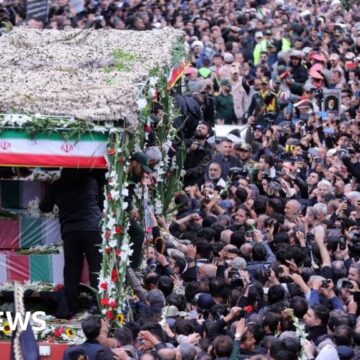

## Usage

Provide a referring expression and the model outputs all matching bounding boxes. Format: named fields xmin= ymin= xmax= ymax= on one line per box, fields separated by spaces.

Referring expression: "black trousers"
xmin=62 ymin=231 xmax=102 ymax=312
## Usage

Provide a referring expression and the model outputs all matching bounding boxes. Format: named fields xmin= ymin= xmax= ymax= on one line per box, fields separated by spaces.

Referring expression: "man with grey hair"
xmin=179 ymin=343 xmax=197 ymax=360
xmin=332 ymin=260 xmax=348 ymax=281
xmin=284 ymin=199 xmax=301 ymax=227
xmin=312 ymin=203 xmax=328 ymax=225
xmin=317 ymin=180 xmax=334 ymax=198
xmin=145 ymin=146 xmax=163 ymax=168
xmin=348 ymin=263 xmax=360 ymax=285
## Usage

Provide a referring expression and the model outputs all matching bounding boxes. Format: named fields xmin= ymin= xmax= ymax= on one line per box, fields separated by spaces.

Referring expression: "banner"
xmin=26 ymin=0 xmax=49 ymax=22
xmin=0 ymin=130 xmax=108 ymax=168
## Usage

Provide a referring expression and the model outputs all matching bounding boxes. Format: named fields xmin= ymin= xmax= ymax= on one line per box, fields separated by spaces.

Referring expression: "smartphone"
xmin=339 ymin=236 xmax=346 ymax=250
xmin=323 ymin=127 xmax=335 ymax=135
xmin=245 ymin=230 xmax=255 ymax=238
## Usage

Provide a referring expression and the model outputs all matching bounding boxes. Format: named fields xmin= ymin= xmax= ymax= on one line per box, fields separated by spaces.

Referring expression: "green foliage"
xmin=341 ymin=0 xmax=351 ymax=10
xmin=25 ymin=119 xmax=92 ymax=141
xmin=171 ymin=38 xmax=187 ymax=67
xmin=103 ymin=49 xmax=138 ymax=73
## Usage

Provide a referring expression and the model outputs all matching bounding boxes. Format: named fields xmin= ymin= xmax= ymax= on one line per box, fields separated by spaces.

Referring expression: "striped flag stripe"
xmin=0 ymin=154 xmax=107 ymax=168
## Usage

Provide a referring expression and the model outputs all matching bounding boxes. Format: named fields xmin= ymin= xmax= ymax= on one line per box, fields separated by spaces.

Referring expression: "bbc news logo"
xmin=0 ymin=311 xmax=46 ymax=331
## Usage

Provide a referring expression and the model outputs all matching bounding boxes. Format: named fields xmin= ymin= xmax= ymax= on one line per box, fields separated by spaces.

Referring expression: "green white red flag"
xmin=0 ymin=130 xmax=107 ymax=168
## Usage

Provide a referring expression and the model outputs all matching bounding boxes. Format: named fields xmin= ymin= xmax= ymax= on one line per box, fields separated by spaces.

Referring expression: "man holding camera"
xmin=183 ymin=121 xmax=212 ymax=187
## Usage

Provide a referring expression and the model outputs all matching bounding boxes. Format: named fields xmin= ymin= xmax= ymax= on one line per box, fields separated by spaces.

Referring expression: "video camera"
xmin=228 ymin=167 xmax=248 ymax=181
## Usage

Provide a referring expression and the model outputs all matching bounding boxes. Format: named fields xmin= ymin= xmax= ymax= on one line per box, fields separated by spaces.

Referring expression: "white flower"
xmin=149 ymin=76 xmax=159 ymax=86
xmin=103 ymin=199 xmax=109 ymax=211
xmin=122 ymin=201 xmax=129 ymax=210
xmin=122 ymin=188 xmax=129 ymax=197
xmin=110 ymin=190 xmax=120 ymax=201
xmin=136 ymin=98 xmax=147 ymax=110
xmin=119 ymin=252 xmax=128 ymax=262
xmin=121 ymin=243 xmax=133 ymax=256
xmin=148 ymin=88 xmax=157 ymax=98
xmin=106 ymin=217 xmax=116 ymax=229
xmin=108 ymin=239 xmax=117 ymax=248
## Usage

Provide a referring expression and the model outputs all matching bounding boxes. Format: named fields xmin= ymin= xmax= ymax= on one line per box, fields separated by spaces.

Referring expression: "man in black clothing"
xmin=63 ymin=315 xmax=105 ymax=360
xmin=303 ymin=304 xmax=329 ymax=345
xmin=212 ymin=138 xmax=240 ymax=180
xmin=40 ymin=169 xmax=103 ymax=317
xmin=183 ymin=122 xmax=212 ymax=187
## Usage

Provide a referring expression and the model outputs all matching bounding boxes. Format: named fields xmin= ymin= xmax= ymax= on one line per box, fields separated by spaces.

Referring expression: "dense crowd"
xmin=3 ymin=0 xmax=360 ymax=359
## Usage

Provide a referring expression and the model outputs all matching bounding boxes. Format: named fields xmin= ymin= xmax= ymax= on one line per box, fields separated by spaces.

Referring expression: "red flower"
xmin=100 ymin=282 xmax=108 ymax=290
xmin=109 ymin=300 xmax=117 ymax=308
xmin=115 ymin=249 xmax=120 ymax=257
xmin=107 ymin=148 xmax=116 ymax=155
xmin=54 ymin=327 xmax=64 ymax=337
xmin=54 ymin=284 xmax=64 ymax=292
xmin=144 ymin=124 xmax=152 ymax=133
xmin=244 ymin=305 xmax=253 ymax=314
xmin=145 ymin=226 xmax=152 ymax=234
xmin=115 ymin=226 xmax=122 ymax=234
xmin=107 ymin=192 xmax=112 ymax=201
xmin=105 ymin=246 xmax=111 ymax=254
xmin=106 ymin=310 xmax=114 ymax=321
xmin=105 ymin=230 xmax=111 ymax=240
xmin=111 ymin=269 xmax=118 ymax=282
xmin=119 ymin=157 xmax=125 ymax=165
xmin=100 ymin=298 xmax=109 ymax=306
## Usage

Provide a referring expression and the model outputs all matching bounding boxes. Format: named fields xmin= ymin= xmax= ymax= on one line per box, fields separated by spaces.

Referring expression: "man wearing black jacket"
xmin=40 ymin=169 xmax=103 ymax=317
xmin=183 ymin=122 xmax=213 ymax=187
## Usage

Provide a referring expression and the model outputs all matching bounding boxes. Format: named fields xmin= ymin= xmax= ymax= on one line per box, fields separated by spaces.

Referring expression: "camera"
xmin=229 ymin=268 xmax=244 ymax=288
xmin=306 ymin=233 xmax=314 ymax=250
xmin=228 ymin=167 xmax=248 ymax=181
xmin=322 ymin=279 xmax=331 ymax=289
xmin=276 ymin=267 xmax=284 ymax=277
xmin=263 ymin=174 xmax=282 ymax=192
xmin=337 ymin=149 xmax=349 ymax=159
xmin=306 ymin=233 xmax=314 ymax=242
xmin=245 ymin=230 xmax=255 ymax=238
xmin=263 ymin=264 xmax=271 ymax=278
xmin=269 ymin=180 xmax=281 ymax=192
xmin=314 ymin=88 xmax=324 ymax=100
xmin=342 ymin=280 xmax=354 ymax=289
xmin=148 ymin=259 xmax=158 ymax=272
xmin=338 ymin=236 xmax=346 ymax=251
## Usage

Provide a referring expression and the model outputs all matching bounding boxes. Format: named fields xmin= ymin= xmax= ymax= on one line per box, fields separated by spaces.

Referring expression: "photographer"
xmin=183 ymin=122 xmax=212 ymax=187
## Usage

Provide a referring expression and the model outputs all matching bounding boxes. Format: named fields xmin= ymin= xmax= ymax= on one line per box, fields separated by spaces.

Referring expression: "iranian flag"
xmin=0 ymin=130 xmax=108 ymax=168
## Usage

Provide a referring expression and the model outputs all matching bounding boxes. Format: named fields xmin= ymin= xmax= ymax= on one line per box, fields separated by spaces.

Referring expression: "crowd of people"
xmin=3 ymin=0 xmax=360 ymax=359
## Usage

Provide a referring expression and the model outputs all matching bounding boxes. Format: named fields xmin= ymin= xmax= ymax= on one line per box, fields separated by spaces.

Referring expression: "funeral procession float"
xmin=0 ymin=27 xmax=187 ymax=358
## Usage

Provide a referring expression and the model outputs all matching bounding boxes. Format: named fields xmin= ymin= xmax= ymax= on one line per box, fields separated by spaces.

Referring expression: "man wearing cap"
xmin=253 ymin=31 xmax=268 ymax=66
xmin=235 ymin=143 xmax=256 ymax=178
xmin=230 ymin=64 xmax=248 ymax=122
xmin=219 ymin=52 xmax=235 ymax=81
xmin=290 ymin=50 xmax=308 ymax=84
xmin=128 ymin=151 xmax=152 ymax=183
xmin=214 ymin=79 xmax=237 ymax=125
xmin=271 ymin=77 xmax=289 ymax=109
xmin=127 ymin=152 xmax=153 ymax=269
xmin=185 ymin=67 xmax=205 ymax=93
xmin=329 ymin=53 xmax=346 ymax=84
xmin=247 ymin=76 xmax=278 ymax=126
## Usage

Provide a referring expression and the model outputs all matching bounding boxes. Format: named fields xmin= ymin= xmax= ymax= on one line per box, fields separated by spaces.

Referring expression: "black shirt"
xmin=39 ymin=175 xmax=102 ymax=235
